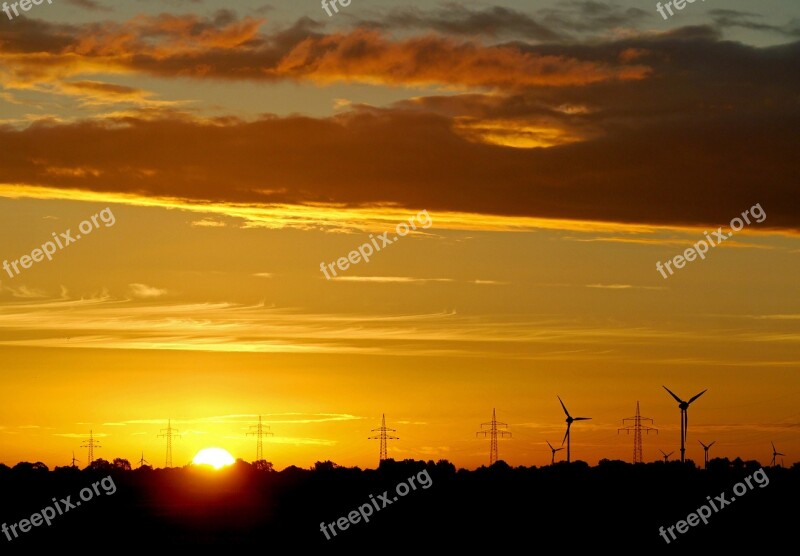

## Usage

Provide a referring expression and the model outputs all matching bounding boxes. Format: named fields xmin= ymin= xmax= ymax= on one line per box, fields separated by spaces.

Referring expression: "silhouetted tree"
xmin=313 ymin=460 xmax=339 ymax=472
xmin=113 ymin=458 xmax=132 ymax=471
xmin=253 ymin=459 xmax=274 ymax=472
xmin=13 ymin=461 xmax=48 ymax=472
xmin=89 ymin=458 xmax=113 ymax=472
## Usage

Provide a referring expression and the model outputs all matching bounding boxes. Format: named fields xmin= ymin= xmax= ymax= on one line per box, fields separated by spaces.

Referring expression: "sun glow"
xmin=192 ymin=447 xmax=235 ymax=469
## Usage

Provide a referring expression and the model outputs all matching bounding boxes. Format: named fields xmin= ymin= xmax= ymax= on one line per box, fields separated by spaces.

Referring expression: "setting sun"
xmin=192 ymin=448 xmax=235 ymax=470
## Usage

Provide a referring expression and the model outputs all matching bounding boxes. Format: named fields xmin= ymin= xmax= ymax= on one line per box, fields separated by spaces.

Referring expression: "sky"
xmin=0 ymin=0 xmax=798 ymax=470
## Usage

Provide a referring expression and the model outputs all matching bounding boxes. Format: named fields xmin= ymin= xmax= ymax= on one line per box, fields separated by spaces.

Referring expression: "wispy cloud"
xmin=128 ymin=283 xmax=168 ymax=299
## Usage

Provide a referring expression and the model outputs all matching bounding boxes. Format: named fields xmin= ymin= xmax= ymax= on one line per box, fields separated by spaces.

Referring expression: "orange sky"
xmin=0 ymin=0 xmax=798 ymax=470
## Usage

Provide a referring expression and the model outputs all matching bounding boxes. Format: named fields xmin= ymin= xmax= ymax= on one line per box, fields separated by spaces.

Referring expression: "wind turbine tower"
xmin=663 ymin=386 xmax=707 ymax=463
xmin=699 ymin=440 xmax=716 ymax=469
xmin=557 ymin=396 xmax=591 ymax=463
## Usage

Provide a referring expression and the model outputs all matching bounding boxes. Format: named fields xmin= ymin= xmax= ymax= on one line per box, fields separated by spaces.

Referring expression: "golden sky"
xmin=0 ymin=0 xmax=798 ymax=470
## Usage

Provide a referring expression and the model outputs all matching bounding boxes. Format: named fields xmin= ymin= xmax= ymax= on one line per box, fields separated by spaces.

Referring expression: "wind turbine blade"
xmin=660 ymin=450 xmax=667 ymax=456
xmin=574 ymin=417 xmax=591 ymax=421
xmin=698 ymin=440 xmax=705 ymax=448
xmin=709 ymin=441 xmax=716 ymax=448
xmin=668 ymin=452 xmax=674 ymax=457
xmin=772 ymin=441 xmax=776 ymax=452
xmin=777 ymin=452 xmax=785 ymax=456
xmin=555 ymin=448 xmax=564 ymax=452
xmin=662 ymin=386 xmax=685 ymax=404
xmin=557 ymin=396 xmax=570 ymax=418
xmin=547 ymin=441 xmax=554 ymax=450
xmin=688 ymin=389 xmax=707 ymax=404
xmin=562 ymin=423 xmax=570 ymax=445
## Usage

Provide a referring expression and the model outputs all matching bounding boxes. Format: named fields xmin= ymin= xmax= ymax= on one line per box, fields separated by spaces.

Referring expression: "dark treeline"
xmin=0 ymin=457 xmax=796 ymax=551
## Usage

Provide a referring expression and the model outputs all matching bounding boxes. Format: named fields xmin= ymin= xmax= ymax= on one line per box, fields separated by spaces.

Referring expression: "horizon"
xmin=1 ymin=0 xmax=799 ymax=481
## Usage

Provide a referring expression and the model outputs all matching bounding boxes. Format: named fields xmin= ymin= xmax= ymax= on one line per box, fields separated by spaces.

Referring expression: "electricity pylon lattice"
xmin=476 ymin=408 xmax=511 ymax=465
xmin=80 ymin=430 xmax=101 ymax=465
xmin=247 ymin=415 xmax=273 ymax=461
xmin=368 ymin=414 xmax=398 ymax=463
xmin=158 ymin=419 xmax=181 ymax=468
xmin=618 ymin=401 xmax=657 ymax=464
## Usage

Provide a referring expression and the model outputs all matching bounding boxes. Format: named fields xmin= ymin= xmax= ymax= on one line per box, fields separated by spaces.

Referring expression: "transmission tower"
xmin=137 ymin=452 xmax=150 ymax=468
xmin=476 ymin=408 xmax=511 ymax=465
xmin=158 ymin=419 xmax=181 ymax=468
xmin=247 ymin=415 xmax=273 ymax=461
xmin=618 ymin=401 xmax=657 ymax=463
xmin=80 ymin=430 xmax=101 ymax=465
xmin=368 ymin=414 xmax=398 ymax=464
xmin=71 ymin=451 xmax=81 ymax=468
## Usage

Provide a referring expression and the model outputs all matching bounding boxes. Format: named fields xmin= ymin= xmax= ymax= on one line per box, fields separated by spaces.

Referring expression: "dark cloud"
xmin=65 ymin=0 xmax=112 ymax=11
xmin=358 ymin=5 xmax=564 ymax=42
xmin=0 ymin=12 xmax=797 ymax=230
xmin=538 ymin=0 xmax=650 ymax=34
xmin=709 ymin=9 xmax=800 ymax=38
xmin=0 ymin=14 xmax=644 ymax=88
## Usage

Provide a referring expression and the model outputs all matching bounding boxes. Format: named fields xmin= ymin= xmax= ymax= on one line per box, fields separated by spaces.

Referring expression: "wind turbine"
xmin=660 ymin=449 xmax=674 ymax=463
xmin=138 ymin=452 xmax=150 ymax=468
xmin=70 ymin=451 xmax=80 ymax=468
xmin=557 ymin=396 xmax=591 ymax=463
xmin=698 ymin=440 xmax=716 ymax=469
xmin=546 ymin=440 xmax=565 ymax=465
xmin=770 ymin=442 xmax=785 ymax=467
xmin=663 ymin=386 xmax=707 ymax=463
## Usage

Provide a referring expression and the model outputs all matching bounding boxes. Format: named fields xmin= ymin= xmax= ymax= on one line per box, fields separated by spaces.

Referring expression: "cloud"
xmin=0 ymin=16 xmax=797 ymax=231
xmin=331 ymin=276 xmax=454 ymax=284
xmin=358 ymin=5 xmax=564 ymax=41
xmin=709 ymin=9 xmax=800 ymax=38
xmin=585 ymin=284 xmax=666 ymax=290
xmin=0 ymin=14 xmax=647 ymax=90
xmin=65 ymin=0 xmax=112 ymax=12
xmin=2 ymin=284 xmax=48 ymax=299
xmin=191 ymin=218 xmax=227 ymax=227
xmin=128 ymin=283 xmax=168 ymax=299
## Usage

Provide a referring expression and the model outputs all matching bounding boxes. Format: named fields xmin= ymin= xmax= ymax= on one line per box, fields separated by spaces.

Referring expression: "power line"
xmin=368 ymin=413 xmax=398 ymax=464
xmin=158 ymin=419 xmax=181 ymax=468
xmin=476 ymin=408 xmax=511 ymax=465
xmin=618 ymin=401 xmax=657 ymax=464
xmin=247 ymin=415 xmax=273 ymax=461
xmin=80 ymin=430 xmax=101 ymax=465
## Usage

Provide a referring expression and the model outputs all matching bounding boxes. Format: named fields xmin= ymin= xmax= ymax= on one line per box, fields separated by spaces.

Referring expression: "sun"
xmin=192 ymin=447 xmax=235 ymax=470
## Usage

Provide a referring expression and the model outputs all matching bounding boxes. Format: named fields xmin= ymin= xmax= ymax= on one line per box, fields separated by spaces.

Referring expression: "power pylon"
xmin=137 ymin=452 xmax=150 ymax=468
xmin=368 ymin=414 xmax=398 ymax=464
xmin=80 ymin=430 xmax=101 ymax=465
xmin=247 ymin=415 xmax=273 ymax=461
xmin=158 ymin=419 xmax=181 ymax=468
xmin=476 ymin=408 xmax=511 ymax=466
xmin=618 ymin=401 xmax=657 ymax=464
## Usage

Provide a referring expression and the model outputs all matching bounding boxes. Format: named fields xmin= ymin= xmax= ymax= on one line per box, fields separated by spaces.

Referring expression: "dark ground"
xmin=0 ymin=457 xmax=795 ymax=552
